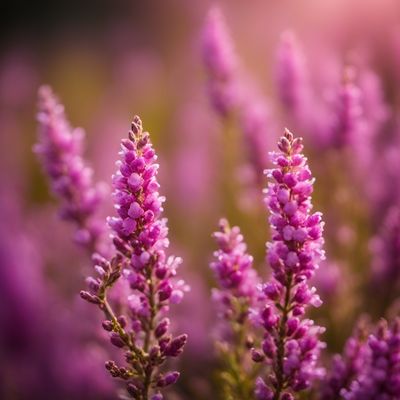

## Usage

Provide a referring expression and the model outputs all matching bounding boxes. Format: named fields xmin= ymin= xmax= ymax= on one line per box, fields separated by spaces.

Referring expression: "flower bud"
xmin=127 ymin=383 xmax=140 ymax=397
xmin=165 ymin=334 xmax=187 ymax=357
xmin=80 ymin=290 xmax=101 ymax=304
xmin=251 ymin=348 xmax=265 ymax=362
xmin=155 ymin=318 xmax=170 ymax=338
xmin=110 ymin=332 xmax=125 ymax=348
xmin=102 ymin=320 xmax=113 ymax=331
xmin=117 ymin=315 xmax=128 ymax=328
xmin=157 ymin=371 xmax=180 ymax=387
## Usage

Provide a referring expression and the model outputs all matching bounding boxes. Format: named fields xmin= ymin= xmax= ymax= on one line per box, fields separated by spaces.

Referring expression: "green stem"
xmin=273 ymin=274 xmax=293 ymax=400
xmin=233 ymin=324 xmax=249 ymax=399
xmin=100 ymin=292 xmax=145 ymax=368
xmin=144 ymin=278 xmax=156 ymax=352
xmin=143 ymin=269 xmax=157 ymax=399
xmin=143 ymin=368 xmax=153 ymax=400
xmin=223 ymin=300 xmax=254 ymax=400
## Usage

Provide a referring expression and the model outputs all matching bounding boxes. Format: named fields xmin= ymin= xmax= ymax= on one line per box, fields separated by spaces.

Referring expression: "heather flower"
xmin=210 ymin=218 xmax=261 ymax=398
xmin=239 ymin=96 xmax=274 ymax=189
xmin=358 ymin=68 xmax=389 ymax=133
xmin=202 ymin=8 xmax=275 ymax=213
xmin=201 ymin=6 xmax=240 ymax=117
xmin=211 ymin=218 xmax=259 ymax=302
xmin=0 ymin=194 xmax=115 ymax=400
xmin=367 ymin=126 xmax=400 ymax=222
xmin=253 ymin=129 xmax=325 ymax=399
xmin=369 ymin=207 xmax=400 ymax=306
xmin=275 ymin=32 xmax=311 ymax=126
xmin=35 ymin=85 xmax=107 ymax=254
xmin=81 ymin=116 xmax=188 ymax=399
xmin=347 ymin=69 xmax=386 ymax=190
xmin=330 ymin=68 xmax=363 ymax=149
xmin=343 ymin=318 xmax=400 ymax=400
xmin=320 ymin=319 xmax=370 ymax=400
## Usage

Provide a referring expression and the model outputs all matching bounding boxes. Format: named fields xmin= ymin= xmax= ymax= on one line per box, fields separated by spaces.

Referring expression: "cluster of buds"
xmin=211 ymin=218 xmax=259 ymax=305
xmin=81 ymin=116 xmax=188 ymax=400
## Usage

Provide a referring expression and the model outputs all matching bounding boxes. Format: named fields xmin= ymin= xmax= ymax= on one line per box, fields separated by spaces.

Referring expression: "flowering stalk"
xmin=331 ymin=69 xmax=363 ymax=149
xmin=201 ymin=6 xmax=240 ymax=118
xmin=211 ymin=218 xmax=261 ymax=399
xmin=369 ymin=207 xmax=400 ymax=309
xmin=320 ymin=319 xmax=369 ymax=400
xmin=343 ymin=318 xmax=400 ymax=399
xmin=201 ymin=6 xmax=243 ymax=219
xmin=202 ymin=7 xmax=275 ymax=215
xmin=81 ymin=116 xmax=188 ymax=400
xmin=35 ymin=85 xmax=107 ymax=254
xmin=253 ymin=129 xmax=325 ymax=400
xmin=275 ymin=32 xmax=310 ymax=125
xmin=239 ymin=98 xmax=273 ymax=189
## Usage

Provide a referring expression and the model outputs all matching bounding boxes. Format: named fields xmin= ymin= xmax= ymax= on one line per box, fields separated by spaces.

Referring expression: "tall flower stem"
xmin=253 ymin=129 xmax=325 ymax=400
xmin=211 ymin=219 xmax=261 ymax=399
xmin=81 ymin=116 xmax=188 ymax=400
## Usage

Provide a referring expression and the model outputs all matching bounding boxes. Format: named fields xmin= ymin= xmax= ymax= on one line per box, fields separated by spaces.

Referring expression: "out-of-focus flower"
xmin=343 ymin=318 xmax=400 ymax=399
xmin=330 ymin=68 xmax=363 ymax=149
xmin=368 ymin=130 xmax=400 ymax=220
xmin=210 ymin=218 xmax=261 ymax=398
xmin=0 ymin=195 xmax=115 ymax=400
xmin=35 ymin=85 xmax=108 ymax=254
xmin=358 ymin=68 xmax=389 ymax=134
xmin=369 ymin=207 xmax=400 ymax=302
xmin=239 ymin=95 xmax=274 ymax=187
xmin=275 ymin=32 xmax=311 ymax=129
xmin=237 ymin=89 xmax=277 ymax=210
xmin=81 ymin=116 xmax=189 ymax=399
xmin=201 ymin=6 xmax=241 ymax=117
xmin=211 ymin=218 xmax=259 ymax=302
xmin=202 ymin=7 xmax=276 ymax=213
xmin=320 ymin=319 xmax=370 ymax=400
xmin=254 ymin=129 xmax=325 ymax=399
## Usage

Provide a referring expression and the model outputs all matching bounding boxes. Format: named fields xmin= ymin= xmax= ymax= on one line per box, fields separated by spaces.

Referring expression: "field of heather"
xmin=1 ymin=1 xmax=400 ymax=399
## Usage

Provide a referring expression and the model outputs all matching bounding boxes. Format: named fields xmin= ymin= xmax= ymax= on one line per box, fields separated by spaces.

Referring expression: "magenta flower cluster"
xmin=370 ymin=207 xmax=400 ymax=293
xmin=343 ymin=318 xmax=400 ymax=399
xmin=80 ymin=116 xmax=188 ymax=400
xmin=211 ymin=218 xmax=259 ymax=309
xmin=331 ymin=71 xmax=363 ymax=149
xmin=253 ymin=129 xmax=325 ymax=400
xmin=210 ymin=219 xmax=261 ymax=398
xmin=35 ymin=85 xmax=106 ymax=253
xmin=320 ymin=321 xmax=370 ymax=399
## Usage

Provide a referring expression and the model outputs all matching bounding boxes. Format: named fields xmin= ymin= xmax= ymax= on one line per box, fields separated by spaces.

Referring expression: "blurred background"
xmin=2 ymin=0 xmax=400 ymax=398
